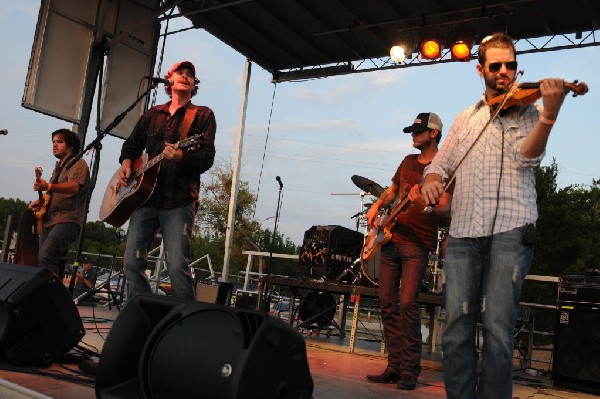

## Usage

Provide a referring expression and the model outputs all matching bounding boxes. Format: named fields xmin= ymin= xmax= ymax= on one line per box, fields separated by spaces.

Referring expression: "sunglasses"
xmin=488 ymin=61 xmax=518 ymax=72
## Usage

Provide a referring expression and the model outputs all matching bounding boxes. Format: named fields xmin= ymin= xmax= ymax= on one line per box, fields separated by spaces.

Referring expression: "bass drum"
xmin=360 ymin=250 xmax=381 ymax=286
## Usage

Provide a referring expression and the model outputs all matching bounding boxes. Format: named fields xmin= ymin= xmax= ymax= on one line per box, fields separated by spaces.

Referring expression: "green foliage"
xmin=522 ymin=160 xmax=600 ymax=307
xmin=0 ymin=197 xmax=29 ymax=235
xmin=191 ymin=161 xmax=298 ymax=280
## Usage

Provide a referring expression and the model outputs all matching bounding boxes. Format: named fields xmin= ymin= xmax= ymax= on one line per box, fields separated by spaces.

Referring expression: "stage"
xmin=0 ymin=300 xmax=597 ymax=399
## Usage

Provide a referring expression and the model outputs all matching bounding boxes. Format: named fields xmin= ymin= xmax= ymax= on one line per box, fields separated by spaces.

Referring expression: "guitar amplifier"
xmin=298 ymin=225 xmax=363 ymax=280
xmin=558 ymin=273 xmax=600 ymax=306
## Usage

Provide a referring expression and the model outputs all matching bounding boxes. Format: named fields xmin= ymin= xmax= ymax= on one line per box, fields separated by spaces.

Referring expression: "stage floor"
xmin=0 ymin=301 xmax=596 ymax=399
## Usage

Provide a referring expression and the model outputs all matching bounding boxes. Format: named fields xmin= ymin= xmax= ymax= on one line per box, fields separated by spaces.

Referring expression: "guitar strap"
xmin=179 ymin=105 xmax=199 ymax=141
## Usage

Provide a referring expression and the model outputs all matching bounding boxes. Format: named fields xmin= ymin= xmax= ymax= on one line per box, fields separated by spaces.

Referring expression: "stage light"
xmin=451 ymin=40 xmax=471 ymax=61
xmin=389 ymin=45 xmax=406 ymax=63
xmin=420 ymin=37 xmax=442 ymax=59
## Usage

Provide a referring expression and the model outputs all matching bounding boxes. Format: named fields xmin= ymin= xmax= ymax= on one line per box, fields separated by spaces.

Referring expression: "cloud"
xmin=289 ymin=84 xmax=361 ymax=106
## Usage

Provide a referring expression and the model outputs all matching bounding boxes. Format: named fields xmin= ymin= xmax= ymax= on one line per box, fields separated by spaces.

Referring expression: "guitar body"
xmin=34 ymin=193 xmax=51 ymax=235
xmin=99 ymin=154 xmax=161 ymax=227
xmin=361 ymin=212 xmax=393 ymax=261
xmin=360 ymin=196 xmax=411 ymax=261
xmin=33 ymin=166 xmax=50 ymax=235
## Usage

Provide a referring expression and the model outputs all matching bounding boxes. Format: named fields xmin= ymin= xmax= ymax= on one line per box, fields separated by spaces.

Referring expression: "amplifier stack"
xmin=553 ymin=272 xmax=600 ymax=395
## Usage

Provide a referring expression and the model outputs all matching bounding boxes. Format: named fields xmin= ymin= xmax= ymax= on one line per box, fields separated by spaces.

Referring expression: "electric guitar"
xmin=34 ymin=166 xmax=51 ymax=235
xmin=99 ymin=135 xmax=204 ymax=227
xmin=361 ymin=194 xmax=411 ymax=261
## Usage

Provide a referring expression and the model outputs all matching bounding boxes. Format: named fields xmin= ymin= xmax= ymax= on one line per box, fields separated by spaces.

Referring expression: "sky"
xmin=1 ymin=1 xmax=599 ymax=248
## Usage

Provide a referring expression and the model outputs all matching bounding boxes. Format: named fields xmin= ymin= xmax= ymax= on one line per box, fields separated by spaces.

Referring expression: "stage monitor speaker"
xmin=96 ymin=295 xmax=314 ymax=399
xmin=298 ymin=225 xmax=363 ymax=280
xmin=0 ymin=263 xmax=85 ymax=366
xmin=195 ymin=282 xmax=233 ymax=305
xmin=552 ymin=303 xmax=600 ymax=395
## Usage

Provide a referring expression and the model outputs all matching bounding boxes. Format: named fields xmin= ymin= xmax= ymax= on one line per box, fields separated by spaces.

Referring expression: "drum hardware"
xmin=426 ymin=227 xmax=448 ymax=294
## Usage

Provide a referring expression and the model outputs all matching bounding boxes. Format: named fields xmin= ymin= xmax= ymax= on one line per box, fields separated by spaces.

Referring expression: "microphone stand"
xmin=66 ymin=83 xmax=156 ymax=296
xmin=260 ymin=176 xmax=283 ymax=311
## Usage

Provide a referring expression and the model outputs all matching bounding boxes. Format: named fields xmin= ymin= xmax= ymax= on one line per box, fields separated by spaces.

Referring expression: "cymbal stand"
xmin=428 ymin=227 xmax=448 ymax=294
xmin=335 ymin=191 xmax=368 ymax=284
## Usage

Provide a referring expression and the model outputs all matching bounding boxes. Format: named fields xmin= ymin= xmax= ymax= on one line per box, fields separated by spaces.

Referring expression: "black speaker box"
xmin=96 ymin=295 xmax=314 ymax=399
xmin=552 ymin=303 xmax=600 ymax=394
xmin=195 ymin=282 xmax=233 ymax=305
xmin=234 ymin=290 xmax=258 ymax=310
xmin=0 ymin=263 xmax=85 ymax=365
xmin=298 ymin=225 xmax=363 ymax=279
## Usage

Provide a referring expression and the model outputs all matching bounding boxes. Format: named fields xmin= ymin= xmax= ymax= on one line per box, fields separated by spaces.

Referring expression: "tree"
xmin=522 ymin=160 xmax=600 ymax=307
xmin=0 ymin=197 xmax=29 ymax=235
xmin=193 ymin=161 xmax=298 ymax=280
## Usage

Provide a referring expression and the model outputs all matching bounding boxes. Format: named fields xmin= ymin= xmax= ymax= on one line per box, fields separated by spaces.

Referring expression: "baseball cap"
xmin=165 ymin=61 xmax=196 ymax=79
xmin=403 ymin=112 xmax=443 ymax=133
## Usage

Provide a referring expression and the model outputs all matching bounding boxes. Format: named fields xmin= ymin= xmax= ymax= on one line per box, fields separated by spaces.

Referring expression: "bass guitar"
xmin=361 ymin=194 xmax=411 ymax=261
xmin=99 ymin=135 xmax=204 ymax=227
xmin=34 ymin=166 xmax=50 ymax=235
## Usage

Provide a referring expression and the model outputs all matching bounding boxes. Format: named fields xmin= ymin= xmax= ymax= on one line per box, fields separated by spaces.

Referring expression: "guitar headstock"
xmin=35 ymin=166 xmax=43 ymax=180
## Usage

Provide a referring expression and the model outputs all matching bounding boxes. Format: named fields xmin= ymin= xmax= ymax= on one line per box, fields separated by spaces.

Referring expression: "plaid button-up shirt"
xmin=424 ymin=96 xmax=543 ymax=238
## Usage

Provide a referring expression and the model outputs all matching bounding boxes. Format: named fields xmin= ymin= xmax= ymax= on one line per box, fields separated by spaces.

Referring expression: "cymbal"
xmin=351 ymin=175 xmax=385 ymax=197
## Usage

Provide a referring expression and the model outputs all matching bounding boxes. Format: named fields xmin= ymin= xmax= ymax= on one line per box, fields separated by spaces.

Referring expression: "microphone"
xmin=276 ymin=176 xmax=283 ymax=189
xmin=144 ymin=76 xmax=173 ymax=86
xmin=0 ymin=129 xmax=7 ymax=135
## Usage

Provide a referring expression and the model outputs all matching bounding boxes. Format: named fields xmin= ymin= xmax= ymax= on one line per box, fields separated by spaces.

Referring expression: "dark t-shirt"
xmin=389 ymin=154 xmax=446 ymax=250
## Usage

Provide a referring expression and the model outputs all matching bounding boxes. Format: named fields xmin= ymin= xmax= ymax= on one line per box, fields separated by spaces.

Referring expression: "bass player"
xmin=116 ymin=60 xmax=216 ymax=301
xmin=28 ymin=128 xmax=90 ymax=279
xmin=364 ymin=112 xmax=452 ymax=390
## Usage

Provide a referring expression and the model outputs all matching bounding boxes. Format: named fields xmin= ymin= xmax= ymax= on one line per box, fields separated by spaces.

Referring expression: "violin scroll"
xmin=567 ymin=80 xmax=588 ymax=97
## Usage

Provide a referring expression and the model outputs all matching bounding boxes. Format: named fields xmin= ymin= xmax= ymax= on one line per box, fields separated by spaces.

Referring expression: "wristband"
xmin=539 ymin=115 xmax=556 ymax=125
xmin=47 ymin=183 xmax=52 ymax=192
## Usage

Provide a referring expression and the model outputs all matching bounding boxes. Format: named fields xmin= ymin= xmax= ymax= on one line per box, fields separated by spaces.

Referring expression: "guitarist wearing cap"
xmin=364 ymin=112 xmax=452 ymax=391
xmin=28 ymin=128 xmax=90 ymax=279
xmin=115 ymin=60 xmax=216 ymax=301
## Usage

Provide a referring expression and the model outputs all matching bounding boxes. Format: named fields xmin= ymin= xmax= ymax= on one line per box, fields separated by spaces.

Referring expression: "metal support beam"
xmin=222 ymin=59 xmax=252 ymax=281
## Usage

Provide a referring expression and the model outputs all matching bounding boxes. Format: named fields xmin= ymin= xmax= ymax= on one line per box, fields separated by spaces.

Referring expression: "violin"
xmin=487 ymin=80 xmax=589 ymax=110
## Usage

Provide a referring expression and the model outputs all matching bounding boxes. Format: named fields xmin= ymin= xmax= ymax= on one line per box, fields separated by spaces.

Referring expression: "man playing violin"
xmin=420 ymin=33 xmax=567 ymax=399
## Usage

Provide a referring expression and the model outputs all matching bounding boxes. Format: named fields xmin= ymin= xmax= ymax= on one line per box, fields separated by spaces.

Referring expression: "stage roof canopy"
xmin=178 ymin=0 xmax=600 ymax=82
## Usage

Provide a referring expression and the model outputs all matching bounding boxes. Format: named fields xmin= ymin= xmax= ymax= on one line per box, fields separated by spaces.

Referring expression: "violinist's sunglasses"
xmin=488 ymin=61 xmax=518 ymax=72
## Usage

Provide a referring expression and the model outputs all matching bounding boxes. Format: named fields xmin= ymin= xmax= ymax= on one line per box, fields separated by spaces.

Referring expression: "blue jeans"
xmin=38 ymin=222 xmax=80 ymax=278
xmin=378 ymin=241 xmax=429 ymax=378
xmin=123 ymin=204 xmax=196 ymax=300
xmin=441 ymin=226 xmax=533 ymax=399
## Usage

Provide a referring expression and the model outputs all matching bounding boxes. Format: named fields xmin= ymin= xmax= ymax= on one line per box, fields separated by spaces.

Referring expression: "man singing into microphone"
xmin=116 ymin=60 xmax=216 ymax=300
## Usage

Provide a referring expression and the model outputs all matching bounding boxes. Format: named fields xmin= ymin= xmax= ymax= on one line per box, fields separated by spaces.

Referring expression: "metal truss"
xmin=273 ymin=31 xmax=599 ymax=83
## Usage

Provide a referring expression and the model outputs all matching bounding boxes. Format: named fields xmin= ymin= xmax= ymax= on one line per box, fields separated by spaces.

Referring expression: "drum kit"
xmin=339 ymin=174 xmax=448 ymax=294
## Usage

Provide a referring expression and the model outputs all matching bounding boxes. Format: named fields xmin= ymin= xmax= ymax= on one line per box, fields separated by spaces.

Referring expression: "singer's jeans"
xmin=123 ymin=203 xmax=195 ymax=300
xmin=38 ymin=222 xmax=80 ymax=279
xmin=441 ymin=227 xmax=532 ymax=399
xmin=378 ymin=241 xmax=429 ymax=378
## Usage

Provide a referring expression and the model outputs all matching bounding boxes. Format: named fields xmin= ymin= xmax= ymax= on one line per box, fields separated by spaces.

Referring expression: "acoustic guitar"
xmin=99 ymin=135 xmax=204 ymax=227
xmin=34 ymin=166 xmax=51 ymax=235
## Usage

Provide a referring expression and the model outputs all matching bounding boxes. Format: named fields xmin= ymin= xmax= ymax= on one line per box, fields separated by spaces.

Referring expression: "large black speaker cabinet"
xmin=96 ymin=295 xmax=314 ymax=399
xmin=552 ymin=303 xmax=600 ymax=395
xmin=298 ymin=225 xmax=363 ymax=279
xmin=0 ymin=263 xmax=85 ymax=365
